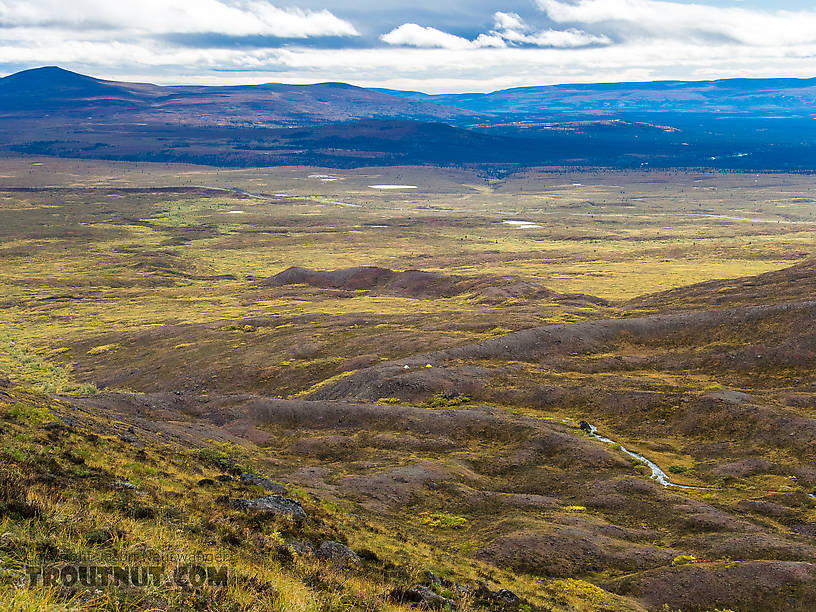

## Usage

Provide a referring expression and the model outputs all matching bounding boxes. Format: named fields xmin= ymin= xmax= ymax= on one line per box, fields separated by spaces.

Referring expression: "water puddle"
xmin=689 ymin=213 xmax=765 ymax=223
xmin=319 ymin=199 xmax=360 ymax=207
xmin=502 ymin=220 xmax=541 ymax=229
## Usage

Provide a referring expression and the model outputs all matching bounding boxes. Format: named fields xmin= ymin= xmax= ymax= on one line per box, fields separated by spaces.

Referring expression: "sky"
xmin=1 ymin=0 xmax=816 ymax=92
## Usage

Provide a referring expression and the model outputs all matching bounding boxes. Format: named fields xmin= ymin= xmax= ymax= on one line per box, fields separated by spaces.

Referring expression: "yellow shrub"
xmin=672 ymin=554 xmax=697 ymax=566
xmin=551 ymin=578 xmax=621 ymax=607
xmin=419 ymin=512 xmax=468 ymax=529
xmin=87 ymin=343 xmax=119 ymax=355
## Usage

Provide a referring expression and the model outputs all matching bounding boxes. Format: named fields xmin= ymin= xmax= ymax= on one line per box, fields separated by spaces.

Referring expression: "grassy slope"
xmin=0 ymin=383 xmax=641 ymax=611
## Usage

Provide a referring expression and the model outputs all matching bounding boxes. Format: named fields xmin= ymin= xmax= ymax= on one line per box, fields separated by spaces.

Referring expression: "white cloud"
xmin=493 ymin=12 xmax=527 ymax=32
xmin=381 ymin=12 xmax=609 ymax=51
xmin=299 ymin=42 xmax=816 ymax=93
xmin=3 ymin=0 xmax=816 ymax=93
xmin=380 ymin=24 xmax=505 ymax=49
xmin=4 ymin=36 xmax=816 ymax=93
xmin=536 ymin=0 xmax=816 ymax=46
xmin=0 ymin=0 xmax=359 ymax=38
xmin=491 ymin=11 xmax=611 ymax=48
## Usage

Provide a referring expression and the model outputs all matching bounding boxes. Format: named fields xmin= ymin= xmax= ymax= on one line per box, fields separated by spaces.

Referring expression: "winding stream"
xmin=587 ymin=424 xmax=705 ymax=490
xmin=586 ymin=423 xmax=816 ymax=499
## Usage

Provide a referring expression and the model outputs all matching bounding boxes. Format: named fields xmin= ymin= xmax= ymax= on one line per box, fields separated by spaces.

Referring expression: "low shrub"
xmin=377 ymin=397 xmax=402 ymax=405
xmin=419 ymin=512 xmax=468 ymax=529
xmin=672 ymin=554 xmax=697 ymax=566
xmin=87 ymin=343 xmax=119 ymax=355
xmin=6 ymin=402 xmax=54 ymax=426
xmin=424 ymin=393 xmax=470 ymax=409
xmin=550 ymin=578 xmax=621 ymax=608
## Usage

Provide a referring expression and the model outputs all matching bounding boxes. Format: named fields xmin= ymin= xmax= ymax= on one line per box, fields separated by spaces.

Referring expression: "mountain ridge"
xmin=0 ymin=66 xmax=480 ymax=124
xmin=3 ymin=66 xmax=816 ymax=170
xmin=376 ymin=76 xmax=816 ymax=116
xmin=7 ymin=66 xmax=816 ymax=120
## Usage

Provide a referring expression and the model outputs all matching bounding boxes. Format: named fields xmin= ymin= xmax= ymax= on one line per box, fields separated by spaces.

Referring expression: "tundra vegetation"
xmin=1 ymin=158 xmax=816 ymax=611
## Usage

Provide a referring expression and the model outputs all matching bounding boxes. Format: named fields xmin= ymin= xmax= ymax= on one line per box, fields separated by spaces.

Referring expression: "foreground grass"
xmin=0 ymin=384 xmax=641 ymax=611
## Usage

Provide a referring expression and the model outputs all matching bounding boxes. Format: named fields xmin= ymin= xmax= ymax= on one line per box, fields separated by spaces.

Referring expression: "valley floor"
xmin=1 ymin=159 xmax=815 ymax=611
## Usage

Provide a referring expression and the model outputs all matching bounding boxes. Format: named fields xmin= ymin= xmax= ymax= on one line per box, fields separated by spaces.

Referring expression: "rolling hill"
xmin=2 ymin=67 xmax=816 ymax=170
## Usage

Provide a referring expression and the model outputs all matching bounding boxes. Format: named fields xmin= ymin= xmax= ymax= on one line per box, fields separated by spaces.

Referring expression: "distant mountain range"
xmin=1 ymin=66 xmax=816 ymax=170
xmin=0 ymin=66 xmax=476 ymax=124
xmin=377 ymin=78 xmax=816 ymax=118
